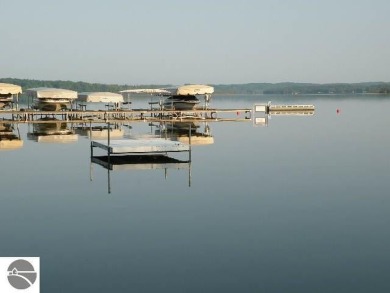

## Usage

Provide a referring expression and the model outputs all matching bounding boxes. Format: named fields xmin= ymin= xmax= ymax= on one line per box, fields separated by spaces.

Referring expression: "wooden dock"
xmin=1 ymin=103 xmax=315 ymax=124
xmin=0 ymin=107 xmax=252 ymax=123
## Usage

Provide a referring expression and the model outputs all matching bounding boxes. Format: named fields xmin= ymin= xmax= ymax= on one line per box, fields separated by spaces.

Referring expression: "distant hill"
xmin=1 ymin=78 xmax=389 ymax=95
xmin=212 ymin=82 xmax=390 ymax=95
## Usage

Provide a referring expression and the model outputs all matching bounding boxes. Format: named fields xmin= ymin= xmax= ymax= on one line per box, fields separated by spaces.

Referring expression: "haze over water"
xmin=1 ymin=95 xmax=390 ymax=292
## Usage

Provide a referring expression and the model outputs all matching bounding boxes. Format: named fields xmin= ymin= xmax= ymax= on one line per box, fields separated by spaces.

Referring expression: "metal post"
xmin=107 ymin=122 xmax=111 ymax=147
xmin=90 ymin=141 xmax=94 ymax=182
xmin=108 ymin=168 xmax=111 ymax=194
xmin=188 ymin=161 xmax=192 ymax=187
xmin=107 ymin=121 xmax=111 ymax=194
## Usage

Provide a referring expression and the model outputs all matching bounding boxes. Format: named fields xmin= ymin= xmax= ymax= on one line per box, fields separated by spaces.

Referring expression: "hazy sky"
xmin=1 ymin=0 xmax=389 ymax=85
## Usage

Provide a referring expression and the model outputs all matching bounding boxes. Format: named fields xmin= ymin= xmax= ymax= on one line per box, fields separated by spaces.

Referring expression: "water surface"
xmin=1 ymin=95 xmax=390 ymax=292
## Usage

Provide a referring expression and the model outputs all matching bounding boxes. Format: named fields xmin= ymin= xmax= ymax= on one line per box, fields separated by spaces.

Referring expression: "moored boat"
xmin=161 ymin=84 xmax=214 ymax=110
xmin=77 ymin=92 xmax=124 ymax=110
xmin=27 ymin=87 xmax=77 ymax=111
xmin=0 ymin=83 xmax=22 ymax=109
xmin=162 ymin=95 xmax=200 ymax=110
xmin=120 ymin=84 xmax=215 ymax=111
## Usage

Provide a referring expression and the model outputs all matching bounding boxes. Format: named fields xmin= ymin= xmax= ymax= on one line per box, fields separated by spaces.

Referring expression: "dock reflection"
xmin=27 ymin=118 xmax=78 ymax=143
xmin=74 ymin=123 xmax=125 ymax=139
xmin=91 ymin=153 xmax=191 ymax=194
xmin=155 ymin=122 xmax=214 ymax=145
xmin=1 ymin=105 xmax=315 ymax=192
xmin=0 ymin=123 xmax=23 ymax=150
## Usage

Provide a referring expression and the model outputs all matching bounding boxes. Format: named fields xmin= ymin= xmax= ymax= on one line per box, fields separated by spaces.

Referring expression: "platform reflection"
xmin=0 ymin=123 xmax=23 ymax=150
xmin=27 ymin=118 xmax=78 ymax=143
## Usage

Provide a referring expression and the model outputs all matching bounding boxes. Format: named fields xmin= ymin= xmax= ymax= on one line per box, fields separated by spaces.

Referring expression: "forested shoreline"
xmin=1 ymin=78 xmax=389 ymax=95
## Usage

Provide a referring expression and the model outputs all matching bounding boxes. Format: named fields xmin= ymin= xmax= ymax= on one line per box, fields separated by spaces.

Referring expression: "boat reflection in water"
xmin=155 ymin=122 xmax=214 ymax=145
xmin=74 ymin=123 xmax=125 ymax=139
xmin=26 ymin=87 xmax=78 ymax=111
xmin=27 ymin=118 xmax=78 ymax=143
xmin=0 ymin=123 xmax=23 ymax=150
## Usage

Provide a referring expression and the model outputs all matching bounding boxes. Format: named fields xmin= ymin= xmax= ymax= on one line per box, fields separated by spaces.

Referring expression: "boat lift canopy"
xmin=26 ymin=87 xmax=78 ymax=100
xmin=120 ymin=84 xmax=214 ymax=96
xmin=77 ymin=92 xmax=124 ymax=103
xmin=0 ymin=83 xmax=22 ymax=95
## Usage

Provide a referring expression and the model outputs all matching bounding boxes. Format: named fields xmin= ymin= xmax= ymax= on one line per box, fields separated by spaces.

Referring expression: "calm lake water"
xmin=1 ymin=95 xmax=390 ymax=292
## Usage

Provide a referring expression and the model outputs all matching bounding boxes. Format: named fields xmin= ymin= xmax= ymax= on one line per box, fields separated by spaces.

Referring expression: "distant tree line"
xmin=1 ymin=78 xmax=390 ymax=95
xmin=211 ymin=82 xmax=390 ymax=95
xmin=0 ymin=78 xmax=171 ymax=94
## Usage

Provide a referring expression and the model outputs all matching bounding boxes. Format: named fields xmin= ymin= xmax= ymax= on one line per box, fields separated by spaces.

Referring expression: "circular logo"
xmin=7 ymin=259 xmax=37 ymax=290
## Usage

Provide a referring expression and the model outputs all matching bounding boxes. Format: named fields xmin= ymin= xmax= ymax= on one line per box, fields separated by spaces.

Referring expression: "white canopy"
xmin=77 ymin=92 xmax=124 ymax=103
xmin=120 ymin=88 xmax=171 ymax=95
xmin=120 ymin=84 xmax=214 ymax=96
xmin=26 ymin=87 xmax=77 ymax=100
xmin=167 ymin=84 xmax=214 ymax=96
xmin=0 ymin=83 xmax=22 ymax=95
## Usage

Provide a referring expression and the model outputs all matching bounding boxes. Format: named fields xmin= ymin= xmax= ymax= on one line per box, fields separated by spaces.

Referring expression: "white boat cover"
xmin=120 ymin=84 xmax=214 ymax=96
xmin=167 ymin=84 xmax=214 ymax=96
xmin=77 ymin=92 xmax=124 ymax=103
xmin=26 ymin=87 xmax=77 ymax=100
xmin=0 ymin=83 xmax=22 ymax=95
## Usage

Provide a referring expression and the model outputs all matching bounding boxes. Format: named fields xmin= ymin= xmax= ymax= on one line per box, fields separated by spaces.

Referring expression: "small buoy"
xmin=336 ymin=109 xmax=340 ymax=114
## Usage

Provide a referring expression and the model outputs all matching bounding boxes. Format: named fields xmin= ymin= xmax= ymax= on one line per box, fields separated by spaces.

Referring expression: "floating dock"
xmin=91 ymin=138 xmax=190 ymax=154
xmin=269 ymin=104 xmax=315 ymax=112
xmin=90 ymin=137 xmax=192 ymax=193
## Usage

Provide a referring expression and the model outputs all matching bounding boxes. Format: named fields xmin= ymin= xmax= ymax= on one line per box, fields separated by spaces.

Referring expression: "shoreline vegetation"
xmin=1 ymin=77 xmax=389 ymax=96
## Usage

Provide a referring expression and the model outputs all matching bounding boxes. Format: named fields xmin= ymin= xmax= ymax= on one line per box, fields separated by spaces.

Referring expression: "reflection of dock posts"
xmin=189 ymin=123 xmax=192 ymax=187
xmin=90 ymin=132 xmax=94 ymax=182
xmin=107 ymin=122 xmax=111 ymax=194
xmin=16 ymin=123 xmax=21 ymax=140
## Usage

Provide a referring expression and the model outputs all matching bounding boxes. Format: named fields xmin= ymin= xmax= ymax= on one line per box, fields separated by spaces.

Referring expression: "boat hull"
xmin=34 ymin=100 xmax=71 ymax=111
xmin=163 ymin=95 xmax=200 ymax=110
xmin=0 ymin=97 xmax=13 ymax=109
xmin=163 ymin=101 xmax=199 ymax=110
